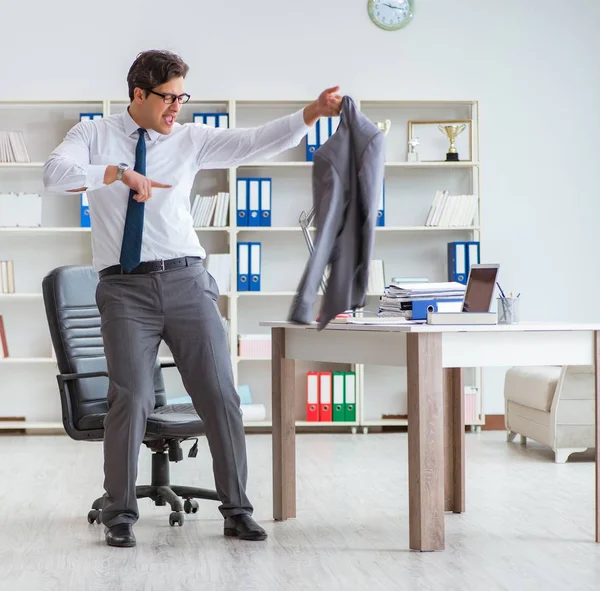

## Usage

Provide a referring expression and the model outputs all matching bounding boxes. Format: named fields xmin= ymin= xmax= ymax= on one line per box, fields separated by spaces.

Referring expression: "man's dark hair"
xmin=127 ymin=50 xmax=189 ymax=101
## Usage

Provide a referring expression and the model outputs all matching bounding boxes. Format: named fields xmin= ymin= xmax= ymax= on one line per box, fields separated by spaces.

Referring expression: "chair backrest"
xmin=42 ymin=265 xmax=167 ymax=430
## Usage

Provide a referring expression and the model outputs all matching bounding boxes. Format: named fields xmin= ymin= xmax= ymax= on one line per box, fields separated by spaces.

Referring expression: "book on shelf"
xmin=367 ymin=259 xmax=385 ymax=294
xmin=205 ymin=253 xmax=231 ymax=293
xmin=424 ymin=190 xmax=478 ymax=227
xmin=190 ymin=192 xmax=230 ymax=227
xmin=0 ymin=316 xmax=9 ymax=358
xmin=0 ymin=261 xmax=15 ymax=293
xmin=0 ymin=131 xmax=30 ymax=163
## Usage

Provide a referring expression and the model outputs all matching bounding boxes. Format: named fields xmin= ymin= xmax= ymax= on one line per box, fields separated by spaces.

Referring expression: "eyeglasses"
xmin=148 ymin=90 xmax=191 ymax=104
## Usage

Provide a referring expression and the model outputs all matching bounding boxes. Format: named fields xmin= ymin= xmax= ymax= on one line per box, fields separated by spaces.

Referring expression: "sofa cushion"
xmin=504 ymin=366 xmax=562 ymax=413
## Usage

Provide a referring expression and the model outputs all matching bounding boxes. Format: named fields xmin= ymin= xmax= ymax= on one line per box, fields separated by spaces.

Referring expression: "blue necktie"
xmin=119 ymin=127 xmax=147 ymax=272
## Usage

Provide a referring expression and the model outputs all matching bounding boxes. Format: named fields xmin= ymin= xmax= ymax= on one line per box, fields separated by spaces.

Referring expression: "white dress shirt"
xmin=43 ymin=108 xmax=311 ymax=272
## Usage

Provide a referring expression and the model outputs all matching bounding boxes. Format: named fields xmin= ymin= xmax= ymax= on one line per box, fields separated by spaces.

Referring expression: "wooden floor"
xmin=0 ymin=431 xmax=599 ymax=591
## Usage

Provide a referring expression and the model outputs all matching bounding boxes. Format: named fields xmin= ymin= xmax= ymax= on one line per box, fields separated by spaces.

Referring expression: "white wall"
xmin=1 ymin=0 xmax=599 ymax=413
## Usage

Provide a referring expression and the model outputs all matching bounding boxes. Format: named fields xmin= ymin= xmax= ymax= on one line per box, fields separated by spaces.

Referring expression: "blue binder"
xmin=80 ymin=193 xmax=90 ymax=227
xmin=248 ymin=179 xmax=260 ymax=226
xmin=306 ymin=124 xmax=318 ymax=161
xmin=79 ymin=113 xmax=102 ymax=121
xmin=259 ymin=178 xmax=272 ymax=226
xmin=412 ymin=298 xmax=463 ymax=320
xmin=249 ymin=242 xmax=261 ymax=291
xmin=236 ymin=179 xmax=248 ymax=226
xmin=376 ymin=181 xmax=385 ymax=227
xmin=237 ymin=242 xmax=250 ymax=291
xmin=193 ymin=112 xmax=229 ymax=128
xmin=466 ymin=241 xmax=480 ymax=268
xmin=447 ymin=241 xmax=468 ymax=284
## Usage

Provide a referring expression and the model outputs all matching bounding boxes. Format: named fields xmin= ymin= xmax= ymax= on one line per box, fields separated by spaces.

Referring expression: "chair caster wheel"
xmin=87 ymin=509 xmax=102 ymax=525
xmin=184 ymin=500 xmax=199 ymax=514
xmin=169 ymin=511 xmax=184 ymax=526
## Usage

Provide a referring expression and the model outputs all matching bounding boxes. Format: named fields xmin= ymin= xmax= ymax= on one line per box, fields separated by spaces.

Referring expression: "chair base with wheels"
xmin=87 ymin=439 xmax=220 ymax=527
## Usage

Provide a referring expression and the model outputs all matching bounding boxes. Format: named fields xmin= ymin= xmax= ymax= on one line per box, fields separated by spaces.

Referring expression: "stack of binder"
xmin=378 ymin=281 xmax=466 ymax=321
xmin=236 ymin=242 xmax=261 ymax=291
xmin=193 ymin=112 xmax=229 ymax=128
xmin=305 ymin=116 xmax=341 ymax=161
xmin=236 ymin=178 xmax=272 ymax=226
xmin=79 ymin=113 xmax=102 ymax=121
xmin=306 ymin=370 xmax=356 ymax=422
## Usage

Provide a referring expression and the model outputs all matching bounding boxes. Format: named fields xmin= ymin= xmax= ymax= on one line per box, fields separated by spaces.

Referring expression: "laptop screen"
xmin=462 ymin=265 xmax=499 ymax=313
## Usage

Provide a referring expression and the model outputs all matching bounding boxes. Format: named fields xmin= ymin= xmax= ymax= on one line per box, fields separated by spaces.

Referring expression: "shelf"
xmin=237 ymin=227 xmax=305 ymax=232
xmin=237 ymin=291 xmax=297 ymax=297
xmin=0 ymin=421 xmax=63 ymax=431
xmin=0 ymin=227 xmax=90 ymax=234
xmin=361 ymin=418 xmax=408 ymax=427
xmin=0 ymin=357 xmax=56 ymax=364
xmin=238 ymin=161 xmax=312 ymax=168
xmin=0 ymin=162 xmax=45 ymax=168
xmin=194 ymin=227 xmax=231 ymax=231
xmin=237 ymin=356 xmax=271 ymax=362
xmin=0 ymin=293 xmax=42 ymax=300
xmin=385 ymin=161 xmax=479 ymax=168
xmin=376 ymin=226 xmax=479 ymax=232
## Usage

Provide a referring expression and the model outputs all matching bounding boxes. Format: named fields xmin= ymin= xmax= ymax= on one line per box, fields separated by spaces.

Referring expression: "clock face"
xmin=368 ymin=0 xmax=414 ymax=31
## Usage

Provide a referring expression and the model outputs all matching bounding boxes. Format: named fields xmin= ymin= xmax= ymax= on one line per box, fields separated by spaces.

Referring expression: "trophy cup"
xmin=438 ymin=123 xmax=466 ymax=161
xmin=376 ymin=120 xmax=391 ymax=136
xmin=407 ymin=136 xmax=420 ymax=162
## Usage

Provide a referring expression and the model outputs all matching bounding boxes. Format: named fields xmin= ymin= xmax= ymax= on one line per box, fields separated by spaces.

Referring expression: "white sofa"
xmin=504 ymin=365 xmax=596 ymax=463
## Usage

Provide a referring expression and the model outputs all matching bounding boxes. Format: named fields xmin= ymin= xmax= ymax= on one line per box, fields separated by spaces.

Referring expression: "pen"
xmin=496 ymin=282 xmax=506 ymax=298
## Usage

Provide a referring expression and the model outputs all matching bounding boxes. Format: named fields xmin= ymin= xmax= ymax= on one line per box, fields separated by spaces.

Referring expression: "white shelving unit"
xmin=0 ymin=97 xmax=482 ymax=434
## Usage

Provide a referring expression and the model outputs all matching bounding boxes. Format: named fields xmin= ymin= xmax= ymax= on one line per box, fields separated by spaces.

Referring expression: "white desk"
xmin=261 ymin=320 xmax=600 ymax=551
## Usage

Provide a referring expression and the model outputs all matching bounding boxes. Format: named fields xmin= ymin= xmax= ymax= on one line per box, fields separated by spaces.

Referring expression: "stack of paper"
xmin=379 ymin=282 xmax=466 ymax=319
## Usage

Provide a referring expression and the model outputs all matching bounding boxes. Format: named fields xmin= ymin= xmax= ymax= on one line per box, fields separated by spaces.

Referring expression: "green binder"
xmin=344 ymin=371 xmax=356 ymax=422
xmin=332 ymin=371 xmax=346 ymax=422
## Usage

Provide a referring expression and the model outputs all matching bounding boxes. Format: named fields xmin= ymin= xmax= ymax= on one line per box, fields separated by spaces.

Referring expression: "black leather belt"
xmin=99 ymin=256 xmax=202 ymax=278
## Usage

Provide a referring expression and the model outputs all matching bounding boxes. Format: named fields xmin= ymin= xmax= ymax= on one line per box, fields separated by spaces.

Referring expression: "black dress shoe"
xmin=224 ymin=514 xmax=267 ymax=541
xmin=105 ymin=523 xmax=136 ymax=548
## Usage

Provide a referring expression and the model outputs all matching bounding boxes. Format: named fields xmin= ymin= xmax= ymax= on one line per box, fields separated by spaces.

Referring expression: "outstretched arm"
xmin=193 ymin=86 xmax=343 ymax=169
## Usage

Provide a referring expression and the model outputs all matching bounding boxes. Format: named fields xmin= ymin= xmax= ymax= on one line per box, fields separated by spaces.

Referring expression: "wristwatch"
xmin=116 ymin=162 xmax=130 ymax=182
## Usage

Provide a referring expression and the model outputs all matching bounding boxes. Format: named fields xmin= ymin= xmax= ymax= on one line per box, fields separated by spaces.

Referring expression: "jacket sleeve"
xmin=288 ymin=163 xmax=345 ymax=325
xmin=357 ymin=133 xmax=385 ymax=304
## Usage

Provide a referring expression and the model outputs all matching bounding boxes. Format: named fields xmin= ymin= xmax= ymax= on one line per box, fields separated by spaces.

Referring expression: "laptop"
xmin=461 ymin=264 xmax=499 ymax=313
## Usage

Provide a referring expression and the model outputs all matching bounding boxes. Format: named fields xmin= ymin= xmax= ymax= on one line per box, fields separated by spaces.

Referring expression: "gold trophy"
xmin=376 ymin=120 xmax=391 ymax=136
xmin=438 ymin=123 xmax=466 ymax=161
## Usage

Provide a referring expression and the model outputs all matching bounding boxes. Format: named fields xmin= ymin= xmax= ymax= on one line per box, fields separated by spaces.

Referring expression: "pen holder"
xmin=497 ymin=297 xmax=520 ymax=324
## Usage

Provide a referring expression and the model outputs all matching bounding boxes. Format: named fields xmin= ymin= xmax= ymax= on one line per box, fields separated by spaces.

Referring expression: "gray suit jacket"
xmin=288 ymin=96 xmax=385 ymax=329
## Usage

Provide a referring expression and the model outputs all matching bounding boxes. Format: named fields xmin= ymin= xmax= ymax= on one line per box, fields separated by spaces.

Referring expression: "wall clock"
xmin=367 ymin=0 xmax=414 ymax=31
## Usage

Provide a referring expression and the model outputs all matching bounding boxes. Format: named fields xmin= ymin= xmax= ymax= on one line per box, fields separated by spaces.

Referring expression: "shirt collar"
xmin=123 ymin=107 xmax=161 ymax=142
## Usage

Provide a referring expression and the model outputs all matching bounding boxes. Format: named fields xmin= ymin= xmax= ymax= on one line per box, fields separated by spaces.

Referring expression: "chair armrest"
xmin=57 ymin=370 xmax=109 ymax=387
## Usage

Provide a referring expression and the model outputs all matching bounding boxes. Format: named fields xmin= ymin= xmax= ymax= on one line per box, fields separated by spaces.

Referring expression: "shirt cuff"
xmin=85 ymin=164 xmax=108 ymax=192
xmin=290 ymin=108 xmax=312 ymax=138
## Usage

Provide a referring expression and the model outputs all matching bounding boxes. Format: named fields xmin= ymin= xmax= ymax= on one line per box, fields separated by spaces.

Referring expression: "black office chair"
xmin=42 ymin=265 xmax=219 ymax=527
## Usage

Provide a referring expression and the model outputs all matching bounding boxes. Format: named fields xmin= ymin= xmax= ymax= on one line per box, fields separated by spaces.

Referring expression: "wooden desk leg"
xmin=594 ymin=331 xmax=600 ymax=543
xmin=271 ymin=327 xmax=296 ymax=521
xmin=444 ymin=368 xmax=465 ymax=513
xmin=407 ymin=332 xmax=445 ymax=551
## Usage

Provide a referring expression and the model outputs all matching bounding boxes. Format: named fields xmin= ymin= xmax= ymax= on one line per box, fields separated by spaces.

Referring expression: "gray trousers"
xmin=95 ymin=261 xmax=252 ymax=528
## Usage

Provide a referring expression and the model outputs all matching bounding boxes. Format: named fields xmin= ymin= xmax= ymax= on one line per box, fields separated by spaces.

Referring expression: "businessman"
xmin=43 ymin=49 xmax=342 ymax=548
